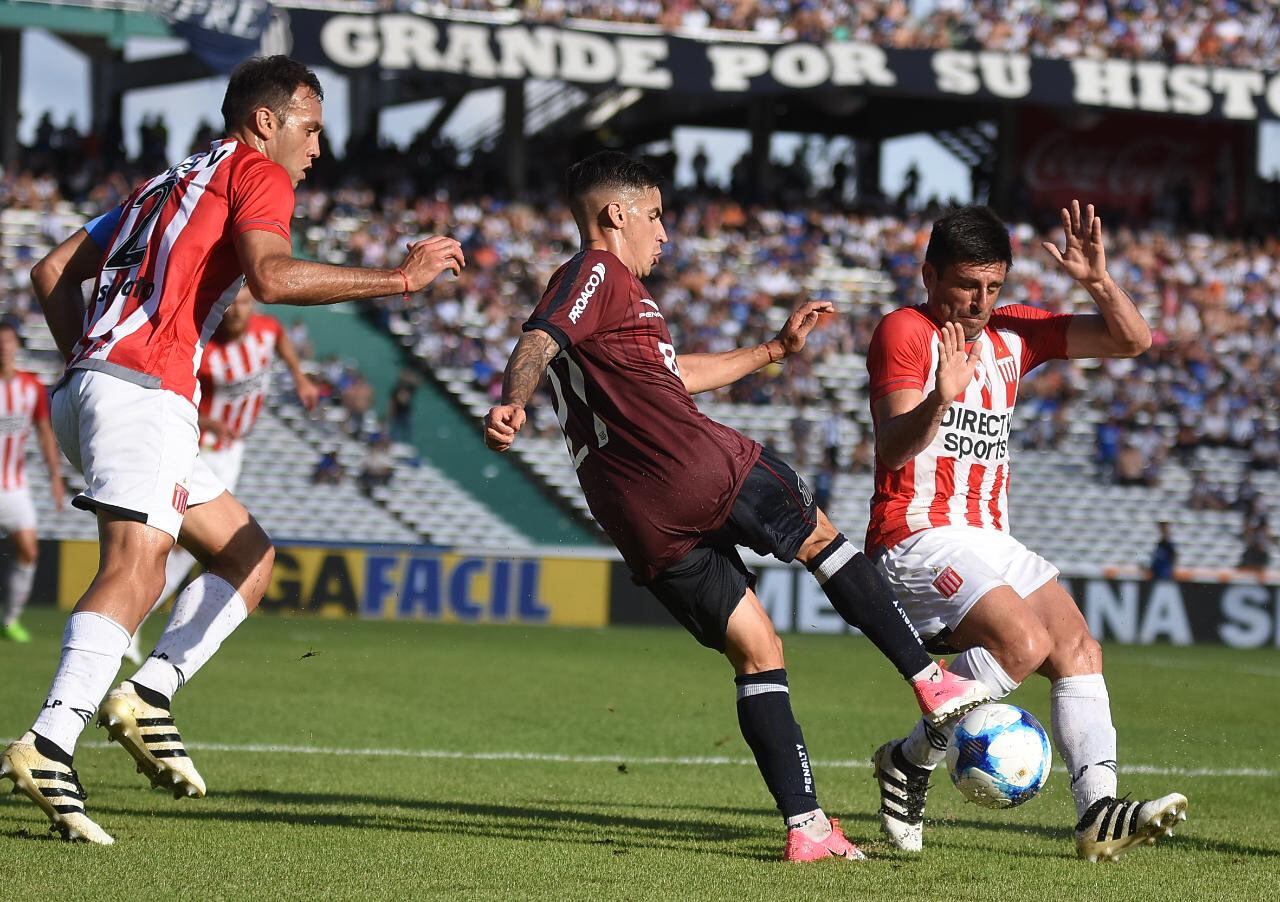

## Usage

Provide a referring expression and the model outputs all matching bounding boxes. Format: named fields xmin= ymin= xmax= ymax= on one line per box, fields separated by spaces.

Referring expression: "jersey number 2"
xmin=103 ymin=180 xmax=176 ymax=271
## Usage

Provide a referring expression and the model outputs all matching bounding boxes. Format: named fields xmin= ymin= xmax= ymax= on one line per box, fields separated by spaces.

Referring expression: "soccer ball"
xmin=946 ymin=704 xmax=1051 ymax=809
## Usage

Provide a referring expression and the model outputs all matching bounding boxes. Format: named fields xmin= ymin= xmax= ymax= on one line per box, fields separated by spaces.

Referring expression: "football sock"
xmin=901 ymin=647 xmax=1020 ymax=769
xmin=735 ymin=669 xmax=819 ymax=820
xmin=1051 ymin=674 xmax=1118 ymax=818
xmin=30 ymin=612 xmax=131 ymax=757
xmin=786 ymin=808 xmax=833 ymax=841
xmin=4 ymin=560 xmax=36 ymax=625
xmin=806 ymin=535 xmax=931 ymax=679
xmin=128 ymin=574 xmax=247 ymax=706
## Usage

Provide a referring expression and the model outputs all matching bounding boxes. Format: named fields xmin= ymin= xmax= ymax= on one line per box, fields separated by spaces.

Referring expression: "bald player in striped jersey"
xmin=0 ymin=319 xmax=64 ymax=642
xmin=865 ymin=202 xmax=1186 ymax=862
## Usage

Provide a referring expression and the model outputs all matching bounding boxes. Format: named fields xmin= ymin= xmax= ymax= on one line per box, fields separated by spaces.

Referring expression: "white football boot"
xmin=873 ymin=740 xmax=932 ymax=852
xmin=98 ymin=683 xmax=206 ymax=799
xmin=1 ymin=734 xmax=114 ymax=844
xmin=1075 ymin=793 xmax=1188 ymax=862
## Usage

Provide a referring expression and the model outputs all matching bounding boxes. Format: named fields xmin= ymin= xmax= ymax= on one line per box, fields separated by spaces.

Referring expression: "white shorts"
xmin=875 ymin=524 xmax=1059 ymax=642
xmin=0 ymin=487 xmax=36 ymax=534
xmin=195 ymin=441 xmax=243 ymax=497
xmin=52 ymin=369 xmax=225 ymax=541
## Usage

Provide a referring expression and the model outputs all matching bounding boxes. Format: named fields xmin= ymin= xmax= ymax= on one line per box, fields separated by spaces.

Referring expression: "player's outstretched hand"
xmin=935 ymin=321 xmax=980 ymax=401
xmin=295 ymin=374 xmax=320 ymax=411
xmin=775 ymin=300 xmax=835 ymax=357
xmin=484 ymin=404 xmax=526 ymax=452
xmin=400 ymin=236 xmax=466 ymax=291
xmin=1041 ymin=199 xmax=1107 ymax=286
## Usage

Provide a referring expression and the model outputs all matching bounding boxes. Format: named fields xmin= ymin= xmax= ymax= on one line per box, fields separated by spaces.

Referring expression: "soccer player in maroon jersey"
xmin=2 ymin=56 xmax=464 ymax=844
xmin=484 ymin=152 xmax=990 ymax=861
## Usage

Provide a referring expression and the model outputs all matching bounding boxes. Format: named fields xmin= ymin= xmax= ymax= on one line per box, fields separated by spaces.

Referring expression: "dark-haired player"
xmin=864 ymin=201 xmax=1186 ymax=861
xmin=2 ymin=55 xmax=464 ymax=844
xmin=484 ymin=151 xmax=989 ymax=861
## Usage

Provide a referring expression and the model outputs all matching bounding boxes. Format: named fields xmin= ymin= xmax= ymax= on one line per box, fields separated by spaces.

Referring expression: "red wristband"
xmin=395 ymin=267 xmax=410 ymax=302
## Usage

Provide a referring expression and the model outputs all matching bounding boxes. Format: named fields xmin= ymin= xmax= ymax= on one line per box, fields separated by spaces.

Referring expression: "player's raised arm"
xmin=1040 ymin=199 xmax=1151 ymax=359
xmin=677 ymin=300 xmax=834 ymax=394
xmin=484 ymin=329 xmax=560 ymax=452
xmin=30 ymin=227 xmax=103 ymax=360
xmin=236 ymin=230 xmax=464 ymax=306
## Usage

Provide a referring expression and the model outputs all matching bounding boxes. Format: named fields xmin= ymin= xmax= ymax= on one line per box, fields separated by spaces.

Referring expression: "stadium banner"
xmin=609 ymin=561 xmax=1280 ymax=648
xmin=1016 ymin=107 xmax=1249 ymax=227
xmin=151 ymin=0 xmax=275 ymax=74
xmin=53 ymin=541 xmax=609 ymax=628
xmin=282 ymin=10 xmax=1280 ymax=121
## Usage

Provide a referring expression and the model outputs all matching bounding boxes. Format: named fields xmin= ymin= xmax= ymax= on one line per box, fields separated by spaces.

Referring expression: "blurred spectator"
xmin=1114 ymin=440 xmax=1155 ymax=487
xmin=1250 ymin=429 xmax=1280 ymax=471
xmin=790 ymin=403 xmax=813 ymax=466
xmin=341 ymin=373 xmax=375 ymax=437
xmin=1188 ymin=471 xmax=1230 ymax=512
xmin=820 ymin=403 xmax=843 ymax=469
xmin=1238 ymin=527 xmax=1272 ymax=573
xmin=358 ymin=433 xmax=396 ymax=495
xmin=849 ymin=434 xmax=875 ymax=474
xmin=312 ymin=449 xmax=345 ymax=485
xmin=1150 ymin=521 xmax=1177 ymax=581
xmin=388 ymin=370 xmax=418 ymax=445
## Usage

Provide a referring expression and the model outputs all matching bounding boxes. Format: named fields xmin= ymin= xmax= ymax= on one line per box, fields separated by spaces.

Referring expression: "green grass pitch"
xmin=2 ymin=608 xmax=1277 ymax=900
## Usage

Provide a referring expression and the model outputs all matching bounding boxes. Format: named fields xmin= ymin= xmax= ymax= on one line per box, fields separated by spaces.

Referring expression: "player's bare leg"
xmin=724 ymin=589 xmax=865 ymax=862
xmin=2 ymin=515 xmax=171 ymax=843
xmin=101 ymin=491 xmax=274 ymax=799
xmin=1025 ymin=580 xmax=1188 ymax=861
xmin=124 ymin=546 xmax=197 ymax=664
xmin=876 ymin=585 xmax=1041 ymax=850
xmin=0 ymin=528 xmax=40 ymax=642
xmin=795 ymin=509 xmax=989 ymax=723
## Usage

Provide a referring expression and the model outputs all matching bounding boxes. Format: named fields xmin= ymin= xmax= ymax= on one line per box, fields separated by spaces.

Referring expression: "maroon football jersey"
xmin=524 ymin=249 xmax=761 ymax=580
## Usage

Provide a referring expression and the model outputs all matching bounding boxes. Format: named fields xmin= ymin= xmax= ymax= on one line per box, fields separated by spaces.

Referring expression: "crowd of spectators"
xmin=404 ymin=0 xmax=1280 ymax=70
xmin=1 ymin=118 xmax=1276 ymax=564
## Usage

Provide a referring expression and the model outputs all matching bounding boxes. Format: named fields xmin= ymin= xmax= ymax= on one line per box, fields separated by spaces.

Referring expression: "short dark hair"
xmin=221 ymin=56 xmax=324 ymax=133
xmin=924 ymin=205 xmax=1012 ymax=276
xmin=565 ymin=151 xmax=663 ymax=201
xmin=0 ymin=317 xmax=21 ymax=342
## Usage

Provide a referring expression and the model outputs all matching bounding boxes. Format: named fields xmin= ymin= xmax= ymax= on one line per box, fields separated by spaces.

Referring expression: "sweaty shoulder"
xmin=989 ymin=303 xmax=1071 ymax=373
xmin=867 ymin=305 xmax=938 ymax=402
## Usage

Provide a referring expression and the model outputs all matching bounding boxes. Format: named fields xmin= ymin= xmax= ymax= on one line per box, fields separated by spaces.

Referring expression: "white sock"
xmin=901 ymin=647 xmax=1021 ymax=769
xmin=30 ymin=612 xmax=131 ymax=756
xmin=4 ymin=560 xmax=36 ymax=625
xmin=786 ymin=808 xmax=832 ymax=841
xmin=1051 ymin=674 xmax=1118 ymax=818
xmin=128 ymin=573 xmax=248 ymax=703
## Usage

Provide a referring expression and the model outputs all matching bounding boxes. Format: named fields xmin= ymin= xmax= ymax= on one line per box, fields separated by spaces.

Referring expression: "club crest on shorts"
xmin=932 ymin=566 xmax=964 ymax=598
xmin=172 ymin=483 xmax=189 ymax=514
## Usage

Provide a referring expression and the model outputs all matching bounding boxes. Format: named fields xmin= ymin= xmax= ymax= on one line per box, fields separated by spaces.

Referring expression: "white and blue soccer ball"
xmin=946 ymin=703 xmax=1052 ymax=809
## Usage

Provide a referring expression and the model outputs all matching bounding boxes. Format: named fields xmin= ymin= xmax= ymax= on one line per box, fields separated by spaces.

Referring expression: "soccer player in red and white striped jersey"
xmin=866 ymin=202 xmax=1187 ymax=862
xmin=5 ymin=56 xmax=464 ymax=845
xmin=0 ymin=320 xmax=64 ymax=643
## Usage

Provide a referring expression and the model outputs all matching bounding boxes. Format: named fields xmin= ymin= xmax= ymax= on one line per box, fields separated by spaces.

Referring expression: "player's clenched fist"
xmin=400 ymin=236 xmax=466 ymax=291
xmin=484 ymin=404 xmax=526 ymax=452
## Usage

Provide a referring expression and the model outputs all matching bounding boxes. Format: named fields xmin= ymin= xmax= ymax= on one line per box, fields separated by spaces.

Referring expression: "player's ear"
xmin=601 ymin=201 xmax=625 ymax=231
xmin=922 ymin=261 xmax=938 ymax=294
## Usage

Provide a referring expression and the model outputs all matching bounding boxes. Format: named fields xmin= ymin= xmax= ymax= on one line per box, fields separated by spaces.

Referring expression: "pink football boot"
xmin=912 ymin=660 xmax=991 ymax=725
xmin=783 ymin=818 xmax=867 ymax=862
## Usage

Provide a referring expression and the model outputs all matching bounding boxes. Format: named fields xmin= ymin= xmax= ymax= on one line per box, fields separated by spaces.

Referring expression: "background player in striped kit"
xmin=865 ymin=202 xmax=1187 ymax=862
xmin=123 ymin=284 xmax=317 ymax=663
xmin=0 ymin=319 xmax=64 ymax=641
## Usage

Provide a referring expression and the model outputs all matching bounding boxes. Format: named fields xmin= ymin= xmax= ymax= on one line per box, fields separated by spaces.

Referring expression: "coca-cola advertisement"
xmin=1016 ymin=107 xmax=1249 ymax=225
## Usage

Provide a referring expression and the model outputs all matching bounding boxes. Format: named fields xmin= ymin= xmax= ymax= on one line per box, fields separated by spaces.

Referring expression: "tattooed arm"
xmin=483 ymin=330 xmax=560 ymax=452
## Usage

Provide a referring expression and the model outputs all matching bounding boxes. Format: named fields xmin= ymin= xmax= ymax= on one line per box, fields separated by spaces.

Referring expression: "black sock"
xmin=735 ymin=669 xmax=818 ymax=820
xmin=32 ymin=731 xmax=74 ymax=766
xmin=128 ymin=680 xmax=172 ymax=710
xmin=806 ymin=535 xmax=932 ymax=679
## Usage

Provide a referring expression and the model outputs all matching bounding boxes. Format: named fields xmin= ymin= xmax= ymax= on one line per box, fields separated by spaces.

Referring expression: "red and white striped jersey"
xmin=865 ymin=304 xmax=1072 ymax=553
xmin=68 ymin=140 xmax=294 ymax=405
xmin=0 ymin=372 xmax=49 ymax=490
xmin=197 ymin=314 xmax=282 ymax=450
